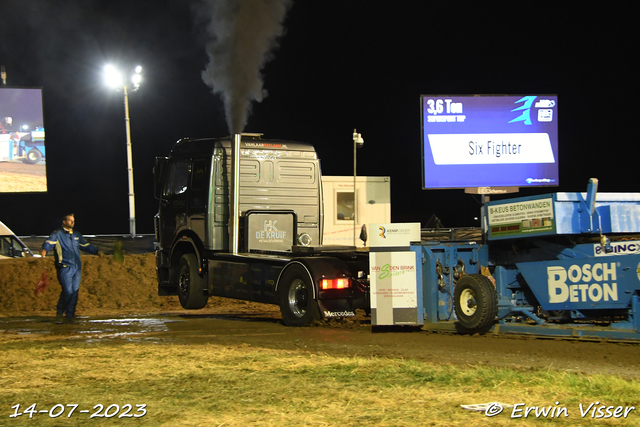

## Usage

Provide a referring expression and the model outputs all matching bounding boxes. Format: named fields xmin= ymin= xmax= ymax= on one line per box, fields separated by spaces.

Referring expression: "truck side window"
xmin=11 ymin=239 xmax=24 ymax=257
xmin=164 ymin=160 xmax=190 ymax=196
xmin=191 ymin=159 xmax=208 ymax=190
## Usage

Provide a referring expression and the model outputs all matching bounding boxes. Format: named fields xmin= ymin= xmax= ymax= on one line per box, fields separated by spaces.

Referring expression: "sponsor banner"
xmin=368 ymin=223 xmax=421 ymax=248
xmin=547 ymin=262 xmax=618 ymax=304
xmin=246 ymin=213 xmax=294 ymax=251
xmin=594 ymin=241 xmax=640 ymax=257
xmin=516 ymin=257 xmax=635 ymax=311
xmin=488 ymin=197 xmax=555 ymax=238
xmin=370 ymin=251 xmax=418 ymax=325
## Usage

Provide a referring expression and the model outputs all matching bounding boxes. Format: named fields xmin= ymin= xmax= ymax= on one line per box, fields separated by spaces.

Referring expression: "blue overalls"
xmin=42 ymin=228 xmax=99 ymax=320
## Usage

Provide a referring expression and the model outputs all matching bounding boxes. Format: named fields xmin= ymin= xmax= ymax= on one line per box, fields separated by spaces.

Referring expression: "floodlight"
xmin=103 ymin=62 xmax=144 ymax=237
xmin=104 ymin=65 xmax=123 ymax=89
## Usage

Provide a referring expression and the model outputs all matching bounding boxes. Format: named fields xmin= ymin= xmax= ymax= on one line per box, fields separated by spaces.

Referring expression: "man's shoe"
xmin=66 ymin=317 xmax=79 ymax=325
xmin=55 ymin=314 xmax=64 ymax=324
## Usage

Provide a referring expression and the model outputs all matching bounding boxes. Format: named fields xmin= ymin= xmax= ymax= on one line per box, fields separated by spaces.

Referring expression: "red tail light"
xmin=320 ymin=278 xmax=351 ymax=290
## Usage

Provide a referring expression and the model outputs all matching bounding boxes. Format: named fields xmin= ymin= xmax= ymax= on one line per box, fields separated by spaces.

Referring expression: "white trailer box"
xmin=322 ymin=176 xmax=391 ymax=247
xmin=0 ymin=135 xmax=13 ymax=162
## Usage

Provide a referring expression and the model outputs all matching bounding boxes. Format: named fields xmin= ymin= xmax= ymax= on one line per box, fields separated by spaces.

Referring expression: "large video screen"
xmin=0 ymin=87 xmax=47 ymax=193
xmin=421 ymin=95 xmax=558 ymax=189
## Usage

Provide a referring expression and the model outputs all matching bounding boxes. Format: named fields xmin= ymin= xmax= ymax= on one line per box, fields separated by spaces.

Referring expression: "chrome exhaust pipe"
xmin=230 ymin=133 xmax=241 ymax=254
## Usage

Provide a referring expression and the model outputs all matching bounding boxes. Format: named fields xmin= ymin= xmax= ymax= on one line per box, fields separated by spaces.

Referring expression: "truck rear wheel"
xmin=177 ymin=253 xmax=208 ymax=309
xmin=453 ymin=274 xmax=497 ymax=332
xmin=278 ymin=265 xmax=320 ymax=326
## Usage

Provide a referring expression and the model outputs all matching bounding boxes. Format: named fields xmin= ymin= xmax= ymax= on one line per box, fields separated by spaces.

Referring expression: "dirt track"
xmin=0 ymin=161 xmax=46 ymax=176
xmin=0 ymin=161 xmax=47 ymax=192
xmin=1 ymin=253 xmax=639 ymax=380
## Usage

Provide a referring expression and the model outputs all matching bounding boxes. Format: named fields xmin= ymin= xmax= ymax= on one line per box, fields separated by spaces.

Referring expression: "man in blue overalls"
xmin=41 ymin=214 xmax=103 ymax=324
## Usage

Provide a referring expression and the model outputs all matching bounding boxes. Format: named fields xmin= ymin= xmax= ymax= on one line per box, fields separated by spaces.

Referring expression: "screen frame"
xmin=0 ymin=86 xmax=47 ymax=193
xmin=420 ymin=94 xmax=559 ymax=191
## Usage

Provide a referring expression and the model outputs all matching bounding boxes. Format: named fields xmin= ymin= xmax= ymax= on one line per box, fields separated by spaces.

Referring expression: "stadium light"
xmin=104 ymin=64 xmax=143 ymax=237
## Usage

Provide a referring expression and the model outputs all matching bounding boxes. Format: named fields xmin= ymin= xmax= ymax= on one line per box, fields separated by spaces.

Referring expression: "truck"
xmin=0 ymin=128 xmax=46 ymax=164
xmin=19 ymin=128 xmax=46 ymax=164
xmin=153 ymin=134 xmax=370 ymax=326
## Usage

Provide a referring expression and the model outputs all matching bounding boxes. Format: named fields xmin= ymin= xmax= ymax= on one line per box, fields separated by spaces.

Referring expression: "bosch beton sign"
xmin=547 ymin=262 xmax=618 ymax=304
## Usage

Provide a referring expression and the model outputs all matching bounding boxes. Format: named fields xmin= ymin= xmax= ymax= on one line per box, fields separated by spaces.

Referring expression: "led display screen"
xmin=0 ymin=87 xmax=46 ymax=193
xmin=421 ymin=95 xmax=558 ymax=190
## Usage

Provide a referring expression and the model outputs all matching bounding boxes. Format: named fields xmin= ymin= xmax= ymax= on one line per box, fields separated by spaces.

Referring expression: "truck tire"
xmin=23 ymin=149 xmax=42 ymax=164
xmin=177 ymin=253 xmax=208 ymax=309
xmin=453 ymin=274 xmax=497 ymax=332
xmin=278 ymin=265 xmax=320 ymax=326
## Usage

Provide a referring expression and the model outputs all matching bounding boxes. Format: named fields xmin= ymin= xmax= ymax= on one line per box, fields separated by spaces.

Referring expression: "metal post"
xmin=353 ymin=136 xmax=357 ymax=247
xmin=123 ymin=86 xmax=136 ymax=237
xmin=481 ymin=194 xmax=488 ymax=244
xmin=352 ymin=130 xmax=364 ymax=247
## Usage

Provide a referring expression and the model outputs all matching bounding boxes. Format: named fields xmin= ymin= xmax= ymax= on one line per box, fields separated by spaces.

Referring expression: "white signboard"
xmin=370 ymin=251 xmax=418 ymax=325
xmin=368 ymin=223 xmax=421 ymax=248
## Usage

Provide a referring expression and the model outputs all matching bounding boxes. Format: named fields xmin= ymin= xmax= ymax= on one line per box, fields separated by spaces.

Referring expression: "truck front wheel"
xmin=278 ymin=265 xmax=320 ymax=326
xmin=453 ymin=274 xmax=497 ymax=332
xmin=177 ymin=253 xmax=208 ymax=309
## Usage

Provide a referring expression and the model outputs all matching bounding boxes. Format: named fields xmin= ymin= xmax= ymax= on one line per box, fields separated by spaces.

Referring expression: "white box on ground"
xmin=368 ymin=223 xmax=422 ymax=326
xmin=370 ymin=251 xmax=419 ymax=325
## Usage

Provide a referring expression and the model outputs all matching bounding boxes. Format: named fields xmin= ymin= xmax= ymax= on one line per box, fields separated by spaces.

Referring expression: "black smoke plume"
xmin=196 ymin=0 xmax=293 ymax=134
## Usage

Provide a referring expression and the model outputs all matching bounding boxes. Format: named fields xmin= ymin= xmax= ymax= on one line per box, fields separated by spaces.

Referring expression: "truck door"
xmin=159 ymin=158 xmax=190 ymax=250
xmin=187 ymin=158 xmax=210 ymax=243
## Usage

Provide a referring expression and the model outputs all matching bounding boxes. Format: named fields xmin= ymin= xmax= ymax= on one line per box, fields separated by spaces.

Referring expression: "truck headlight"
xmin=296 ymin=233 xmax=312 ymax=246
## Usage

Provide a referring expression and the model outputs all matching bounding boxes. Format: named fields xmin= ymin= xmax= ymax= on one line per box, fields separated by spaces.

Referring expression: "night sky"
xmin=0 ymin=1 xmax=636 ymax=236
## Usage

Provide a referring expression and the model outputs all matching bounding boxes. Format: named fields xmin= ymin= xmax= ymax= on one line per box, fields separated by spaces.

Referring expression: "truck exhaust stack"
xmin=231 ymin=133 xmax=241 ymax=254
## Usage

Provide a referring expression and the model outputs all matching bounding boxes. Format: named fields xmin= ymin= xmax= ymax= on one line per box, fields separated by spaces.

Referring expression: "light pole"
xmin=352 ymin=129 xmax=364 ymax=246
xmin=104 ymin=64 xmax=142 ymax=238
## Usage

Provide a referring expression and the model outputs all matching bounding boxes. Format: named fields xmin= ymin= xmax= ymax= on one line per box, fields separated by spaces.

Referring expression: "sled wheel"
xmin=23 ymin=149 xmax=42 ymax=164
xmin=454 ymin=273 xmax=497 ymax=332
xmin=278 ymin=265 xmax=320 ymax=326
xmin=177 ymin=253 xmax=208 ymax=309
